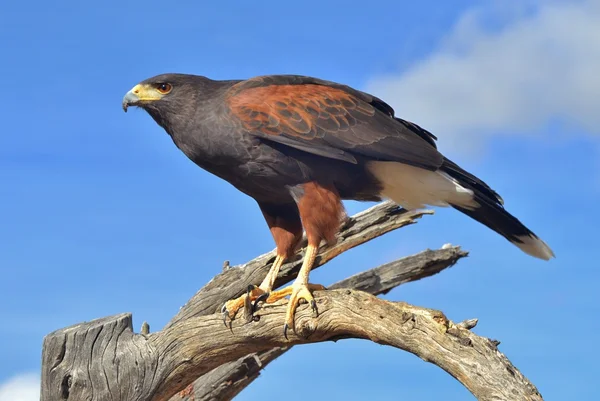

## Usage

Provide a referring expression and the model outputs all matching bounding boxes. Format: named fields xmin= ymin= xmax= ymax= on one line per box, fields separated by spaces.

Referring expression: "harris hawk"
xmin=122 ymin=73 xmax=554 ymax=335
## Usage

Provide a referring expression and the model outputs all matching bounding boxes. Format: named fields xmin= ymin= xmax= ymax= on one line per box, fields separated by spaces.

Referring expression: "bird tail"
xmin=441 ymin=158 xmax=555 ymax=260
xmin=368 ymin=158 xmax=554 ymax=260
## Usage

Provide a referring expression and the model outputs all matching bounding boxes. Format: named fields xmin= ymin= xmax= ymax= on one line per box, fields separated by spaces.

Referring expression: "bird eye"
xmin=156 ymin=83 xmax=172 ymax=94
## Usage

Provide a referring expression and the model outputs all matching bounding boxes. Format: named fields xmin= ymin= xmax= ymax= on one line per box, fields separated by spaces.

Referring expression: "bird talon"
xmin=243 ymin=294 xmax=254 ymax=322
xmin=222 ymin=309 xmax=229 ymax=326
xmin=278 ymin=281 xmax=323 ymax=340
xmin=252 ymin=292 xmax=270 ymax=314
xmin=221 ymin=286 xmax=270 ymax=325
xmin=283 ymin=323 xmax=289 ymax=340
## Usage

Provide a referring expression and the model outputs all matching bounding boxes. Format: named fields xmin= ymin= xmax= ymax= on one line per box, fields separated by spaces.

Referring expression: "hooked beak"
xmin=122 ymin=89 xmax=139 ymax=112
xmin=122 ymin=84 xmax=163 ymax=112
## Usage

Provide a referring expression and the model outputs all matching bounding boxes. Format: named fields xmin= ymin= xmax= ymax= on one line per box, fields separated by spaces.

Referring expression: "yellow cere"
xmin=130 ymin=84 xmax=164 ymax=101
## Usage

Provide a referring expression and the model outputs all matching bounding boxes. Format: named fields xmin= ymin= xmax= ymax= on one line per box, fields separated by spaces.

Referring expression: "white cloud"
xmin=366 ymin=0 xmax=600 ymax=155
xmin=0 ymin=373 xmax=40 ymax=401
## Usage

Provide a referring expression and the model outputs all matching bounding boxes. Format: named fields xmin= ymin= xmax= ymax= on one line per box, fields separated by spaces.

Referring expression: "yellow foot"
xmin=262 ymin=283 xmax=326 ymax=339
xmin=221 ymin=285 xmax=267 ymax=324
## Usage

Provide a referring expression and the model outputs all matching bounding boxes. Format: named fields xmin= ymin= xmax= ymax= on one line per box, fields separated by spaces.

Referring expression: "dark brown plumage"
xmin=123 ymin=73 xmax=554 ymax=334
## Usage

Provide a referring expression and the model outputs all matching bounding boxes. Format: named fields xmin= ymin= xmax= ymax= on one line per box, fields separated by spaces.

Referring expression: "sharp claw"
xmin=243 ymin=295 xmax=254 ymax=322
xmin=283 ymin=323 xmax=289 ymax=340
xmin=246 ymin=284 xmax=256 ymax=295
xmin=221 ymin=303 xmax=229 ymax=325
xmin=241 ymin=285 xmax=258 ymax=321
xmin=252 ymin=292 xmax=270 ymax=314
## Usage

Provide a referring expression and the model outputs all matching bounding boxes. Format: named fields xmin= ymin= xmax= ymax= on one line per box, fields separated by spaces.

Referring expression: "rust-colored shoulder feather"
xmin=228 ymin=84 xmax=374 ymax=139
xmin=225 ymin=75 xmax=444 ymax=170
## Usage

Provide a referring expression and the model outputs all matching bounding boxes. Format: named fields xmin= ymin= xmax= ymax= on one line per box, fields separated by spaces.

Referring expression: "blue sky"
xmin=1 ymin=0 xmax=599 ymax=400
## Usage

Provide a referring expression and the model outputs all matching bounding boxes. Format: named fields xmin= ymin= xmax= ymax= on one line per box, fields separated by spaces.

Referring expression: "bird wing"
xmin=224 ymin=75 xmax=443 ymax=170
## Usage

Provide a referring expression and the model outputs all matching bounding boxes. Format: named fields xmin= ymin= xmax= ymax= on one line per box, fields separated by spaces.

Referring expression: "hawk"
xmin=123 ymin=73 xmax=554 ymax=336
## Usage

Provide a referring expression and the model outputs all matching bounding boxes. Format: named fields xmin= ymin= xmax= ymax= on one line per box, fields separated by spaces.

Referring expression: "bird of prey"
xmin=122 ymin=73 xmax=554 ymax=335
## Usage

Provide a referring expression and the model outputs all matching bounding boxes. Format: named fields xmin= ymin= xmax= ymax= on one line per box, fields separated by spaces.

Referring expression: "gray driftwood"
xmin=40 ymin=202 xmax=544 ymax=401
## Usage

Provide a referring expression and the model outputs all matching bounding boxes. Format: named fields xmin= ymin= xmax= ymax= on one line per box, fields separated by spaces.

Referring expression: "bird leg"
xmin=260 ymin=243 xmax=326 ymax=338
xmin=221 ymin=254 xmax=286 ymax=323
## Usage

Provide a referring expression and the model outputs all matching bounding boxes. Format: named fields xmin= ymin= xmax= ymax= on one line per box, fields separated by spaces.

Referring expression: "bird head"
xmin=122 ymin=73 xmax=190 ymax=113
xmin=122 ymin=73 xmax=217 ymax=134
xmin=123 ymin=73 xmax=220 ymax=114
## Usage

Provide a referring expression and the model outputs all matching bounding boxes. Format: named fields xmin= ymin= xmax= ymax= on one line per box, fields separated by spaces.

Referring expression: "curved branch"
xmin=159 ymin=290 xmax=543 ymax=401
xmin=42 ymin=289 xmax=542 ymax=401
xmin=171 ymin=245 xmax=468 ymax=401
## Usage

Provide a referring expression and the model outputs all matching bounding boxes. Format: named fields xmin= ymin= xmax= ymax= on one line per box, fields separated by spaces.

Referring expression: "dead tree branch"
xmin=42 ymin=289 xmax=542 ymax=401
xmin=170 ymin=246 xmax=467 ymax=401
xmin=40 ymin=202 xmax=543 ymax=401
